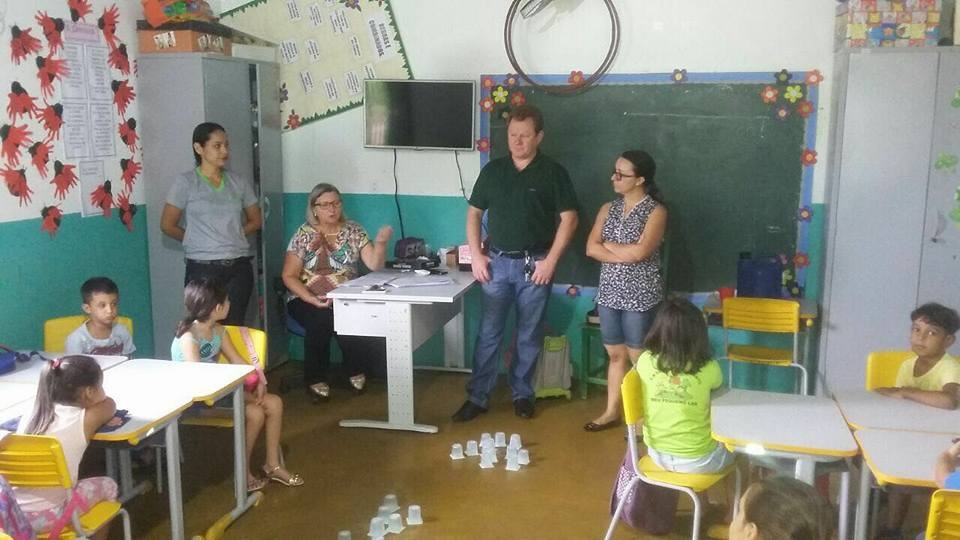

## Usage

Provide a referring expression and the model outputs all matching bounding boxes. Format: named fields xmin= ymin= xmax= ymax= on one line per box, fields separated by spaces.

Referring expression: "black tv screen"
xmin=364 ymin=79 xmax=475 ymax=150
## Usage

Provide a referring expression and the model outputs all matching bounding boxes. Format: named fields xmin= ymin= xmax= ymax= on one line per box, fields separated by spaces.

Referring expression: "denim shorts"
xmin=598 ymin=305 xmax=658 ymax=349
xmin=647 ymin=442 xmax=735 ymax=474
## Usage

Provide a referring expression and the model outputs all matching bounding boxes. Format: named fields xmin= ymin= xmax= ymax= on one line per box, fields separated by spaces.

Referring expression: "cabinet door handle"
xmin=262 ymin=195 xmax=271 ymax=220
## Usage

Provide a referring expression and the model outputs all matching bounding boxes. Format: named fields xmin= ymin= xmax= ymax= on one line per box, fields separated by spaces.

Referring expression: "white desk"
xmin=328 ymin=270 xmax=477 ymax=433
xmin=712 ymin=388 xmax=859 ymax=540
xmin=833 ymin=388 xmax=960 ymax=433
xmin=0 ymin=382 xmax=37 ymax=412
xmin=852 ymin=429 xmax=957 ymax=540
xmin=0 ymin=354 xmax=128 ymax=384
xmin=1 ymin=359 xmax=255 ymax=540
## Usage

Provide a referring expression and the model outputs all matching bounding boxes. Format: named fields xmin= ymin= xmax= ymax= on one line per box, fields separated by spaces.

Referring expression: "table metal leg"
xmin=854 ymin=458 xmax=871 ymax=540
xmin=165 ymin=420 xmax=184 ymax=540
xmin=339 ymin=303 xmax=438 ymax=433
xmin=839 ymin=467 xmax=851 ymax=540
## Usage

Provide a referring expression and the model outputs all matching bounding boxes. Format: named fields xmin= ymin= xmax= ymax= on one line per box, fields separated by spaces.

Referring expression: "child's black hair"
xmin=81 ymin=276 xmax=119 ymax=304
xmin=912 ymin=302 xmax=960 ymax=335
xmin=26 ymin=355 xmax=103 ymax=435
xmin=176 ymin=278 xmax=229 ymax=338
xmin=643 ymin=296 xmax=712 ymax=375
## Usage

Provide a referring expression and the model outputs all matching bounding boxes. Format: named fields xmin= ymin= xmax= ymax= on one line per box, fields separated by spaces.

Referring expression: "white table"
xmin=0 ymin=353 xmax=128 ymax=383
xmin=1 ymin=359 xmax=255 ymax=540
xmin=852 ymin=429 xmax=957 ymax=540
xmin=833 ymin=388 xmax=960 ymax=433
xmin=328 ymin=270 xmax=477 ymax=433
xmin=712 ymin=388 xmax=859 ymax=540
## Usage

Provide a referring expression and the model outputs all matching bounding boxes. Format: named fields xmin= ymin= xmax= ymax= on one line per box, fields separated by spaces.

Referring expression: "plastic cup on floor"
xmin=338 ymin=531 xmax=352 ymax=540
xmin=509 ymin=433 xmax=522 ymax=449
xmin=450 ymin=442 xmax=465 ymax=460
xmin=382 ymin=493 xmax=399 ymax=512
xmin=495 ymin=431 xmax=506 ymax=447
xmin=387 ymin=513 xmax=405 ymax=533
xmin=479 ymin=448 xmax=495 ymax=469
xmin=377 ymin=504 xmax=391 ymax=519
xmin=505 ymin=451 xmax=520 ymax=471
xmin=407 ymin=504 xmax=423 ymax=525
xmin=465 ymin=439 xmax=479 ymax=456
xmin=368 ymin=517 xmax=386 ymax=538
xmin=481 ymin=432 xmax=491 ymax=442
xmin=518 ymin=448 xmax=530 ymax=465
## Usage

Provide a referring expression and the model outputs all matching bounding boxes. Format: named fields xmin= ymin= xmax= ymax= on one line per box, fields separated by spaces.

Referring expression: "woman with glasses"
xmin=583 ymin=150 xmax=667 ymax=432
xmin=281 ymin=183 xmax=393 ymax=401
xmin=161 ymin=122 xmax=262 ymax=326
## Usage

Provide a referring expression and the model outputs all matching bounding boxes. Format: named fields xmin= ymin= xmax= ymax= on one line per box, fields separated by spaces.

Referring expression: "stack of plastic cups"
xmin=494 ymin=431 xmax=507 ymax=447
xmin=518 ymin=448 xmax=530 ymax=465
xmin=505 ymin=449 xmax=520 ymax=471
xmin=465 ymin=439 xmax=479 ymax=456
xmin=449 ymin=442 xmax=465 ymax=460
xmin=387 ymin=513 xmax=405 ymax=534
xmin=479 ymin=447 xmax=495 ymax=468
xmin=368 ymin=517 xmax=386 ymax=539
xmin=382 ymin=494 xmax=399 ymax=512
xmin=480 ymin=435 xmax=493 ymax=454
xmin=407 ymin=505 xmax=423 ymax=525
xmin=377 ymin=505 xmax=391 ymax=519
xmin=509 ymin=433 xmax=522 ymax=449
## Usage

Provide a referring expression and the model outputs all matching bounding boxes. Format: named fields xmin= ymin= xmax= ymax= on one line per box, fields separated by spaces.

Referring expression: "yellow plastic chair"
xmin=722 ymin=297 xmax=809 ymax=395
xmin=43 ymin=315 xmax=134 ymax=353
xmin=864 ymin=350 xmax=914 ymax=390
xmin=0 ymin=434 xmax=131 ymax=540
xmin=604 ymin=369 xmax=739 ymax=540
xmin=926 ymin=489 xmax=960 ymax=538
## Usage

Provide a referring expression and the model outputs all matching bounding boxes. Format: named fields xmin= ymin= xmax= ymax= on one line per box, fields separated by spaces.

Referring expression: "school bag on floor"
xmin=609 ymin=449 xmax=679 ymax=534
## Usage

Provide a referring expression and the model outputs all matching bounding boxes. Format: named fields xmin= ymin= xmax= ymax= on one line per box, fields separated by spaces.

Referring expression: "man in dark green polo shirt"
xmin=453 ymin=104 xmax=579 ymax=421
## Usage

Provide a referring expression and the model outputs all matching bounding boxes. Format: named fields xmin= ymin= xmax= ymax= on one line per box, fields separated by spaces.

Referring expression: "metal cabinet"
xmin=820 ymin=49 xmax=960 ymax=391
xmin=139 ymin=54 xmax=286 ymax=364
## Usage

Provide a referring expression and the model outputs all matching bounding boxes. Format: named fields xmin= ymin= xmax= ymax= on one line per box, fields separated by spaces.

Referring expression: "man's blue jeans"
xmin=467 ymin=252 xmax=551 ymax=408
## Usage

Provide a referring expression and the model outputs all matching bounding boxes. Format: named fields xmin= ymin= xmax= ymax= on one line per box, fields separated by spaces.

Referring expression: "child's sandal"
xmin=263 ymin=464 xmax=304 ymax=487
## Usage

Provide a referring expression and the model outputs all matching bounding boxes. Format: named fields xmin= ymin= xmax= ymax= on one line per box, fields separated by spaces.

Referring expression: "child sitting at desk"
xmin=15 ymin=355 xmax=121 ymax=539
xmin=64 ymin=277 xmax=135 ymax=357
xmin=874 ymin=302 xmax=960 ymax=409
xmin=171 ymin=278 xmax=303 ymax=492
xmin=873 ymin=302 xmax=960 ymax=539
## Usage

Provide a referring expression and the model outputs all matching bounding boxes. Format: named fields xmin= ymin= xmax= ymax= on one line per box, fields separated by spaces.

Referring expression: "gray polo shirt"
xmin=166 ymin=168 xmax=258 ymax=260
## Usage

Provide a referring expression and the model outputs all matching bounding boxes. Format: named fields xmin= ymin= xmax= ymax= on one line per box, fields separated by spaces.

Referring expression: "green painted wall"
xmin=0 ymin=212 xmax=154 ymax=356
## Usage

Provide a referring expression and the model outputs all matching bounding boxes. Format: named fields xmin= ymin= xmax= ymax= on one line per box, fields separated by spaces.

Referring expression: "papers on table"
xmin=346 ymin=273 xmax=453 ymax=289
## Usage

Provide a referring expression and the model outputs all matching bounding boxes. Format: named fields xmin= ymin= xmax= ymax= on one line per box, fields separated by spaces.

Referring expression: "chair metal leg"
xmin=119 ymin=507 xmax=132 ymax=540
xmin=604 ymin=476 xmax=640 ymax=540
xmin=839 ymin=467 xmax=851 ymax=540
xmin=690 ymin=492 xmax=702 ymax=540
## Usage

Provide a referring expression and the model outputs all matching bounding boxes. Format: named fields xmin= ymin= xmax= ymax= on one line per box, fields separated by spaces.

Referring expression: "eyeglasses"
xmin=314 ymin=201 xmax=342 ymax=209
xmin=611 ymin=170 xmax=638 ymax=180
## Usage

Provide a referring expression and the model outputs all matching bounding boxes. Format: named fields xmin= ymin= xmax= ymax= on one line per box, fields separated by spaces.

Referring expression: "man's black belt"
xmin=186 ymin=256 xmax=251 ymax=266
xmin=488 ymin=246 xmax=546 ymax=259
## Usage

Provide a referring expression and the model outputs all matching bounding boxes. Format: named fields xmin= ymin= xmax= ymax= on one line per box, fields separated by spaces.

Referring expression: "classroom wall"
xmin=0 ymin=0 xmax=154 ymax=354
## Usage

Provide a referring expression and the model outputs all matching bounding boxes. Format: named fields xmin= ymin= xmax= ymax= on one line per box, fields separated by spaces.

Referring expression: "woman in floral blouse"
xmin=281 ymin=183 xmax=392 ymax=401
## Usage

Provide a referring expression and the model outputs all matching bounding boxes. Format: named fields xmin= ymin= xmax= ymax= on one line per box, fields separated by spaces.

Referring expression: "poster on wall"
xmin=221 ymin=0 xmax=411 ymax=131
xmin=0 ymin=1 xmax=141 ymax=234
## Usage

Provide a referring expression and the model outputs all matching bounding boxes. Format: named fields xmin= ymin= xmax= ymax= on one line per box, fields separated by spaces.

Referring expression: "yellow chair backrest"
xmin=865 ymin=350 xmax=914 ymax=391
xmin=621 ymin=369 xmax=644 ymax=426
xmin=721 ymin=297 xmax=800 ymax=334
xmin=926 ymin=489 xmax=960 ymax=538
xmin=218 ymin=325 xmax=267 ymax=370
xmin=43 ymin=315 xmax=134 ymax=353
xmin=0 ymin=434 xmax=73 ymax=489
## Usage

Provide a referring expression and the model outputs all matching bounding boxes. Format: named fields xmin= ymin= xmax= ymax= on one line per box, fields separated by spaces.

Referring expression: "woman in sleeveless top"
xmin=583 ymin=150 xmax=667 ymax=431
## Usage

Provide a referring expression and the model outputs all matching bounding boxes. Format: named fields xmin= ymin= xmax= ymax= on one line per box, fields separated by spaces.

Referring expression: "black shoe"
xmin=452 ymin=400 xmax=487 ymax=422
xmin=513 ymin=399 xmax=534 ymax=419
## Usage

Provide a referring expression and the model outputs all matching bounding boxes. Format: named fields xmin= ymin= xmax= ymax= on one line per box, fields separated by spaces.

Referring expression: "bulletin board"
xmin=477 ymin=71 xmax=821 ymax=293
xmin=221 ymin=0 xmax=411 ymax=131
xmin=1 ymin=1 xmax=141 ymax=234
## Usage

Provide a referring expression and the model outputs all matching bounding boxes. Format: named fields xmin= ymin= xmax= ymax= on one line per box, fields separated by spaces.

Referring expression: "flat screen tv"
xmin=364 ymin=79 xmax=476 ymax=151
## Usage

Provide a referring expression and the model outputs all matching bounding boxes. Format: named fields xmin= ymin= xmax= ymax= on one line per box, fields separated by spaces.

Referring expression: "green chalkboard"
xmin=487 ymin=82 xmax=805 ymax=292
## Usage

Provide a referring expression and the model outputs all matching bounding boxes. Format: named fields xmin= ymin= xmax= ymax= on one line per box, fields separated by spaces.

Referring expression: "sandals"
xmin=263 ymin=464 xmax=304 ymax=487
xmin=308 ymin=382 xmax=330 ymax=402
xmin=247 ymin=476 xmax=268 ymax=493
xmin=349 ymin=374 xmax=366 ymax=394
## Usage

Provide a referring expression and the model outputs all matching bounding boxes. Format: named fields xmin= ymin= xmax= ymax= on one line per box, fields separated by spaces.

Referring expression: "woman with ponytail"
xmin=583 ymin=150 xmax=667 ymax=432
xmin=16 ymin=355 xmax=120 ymax=538
xmin=171 ymin=278 xmax=302 ymax=492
